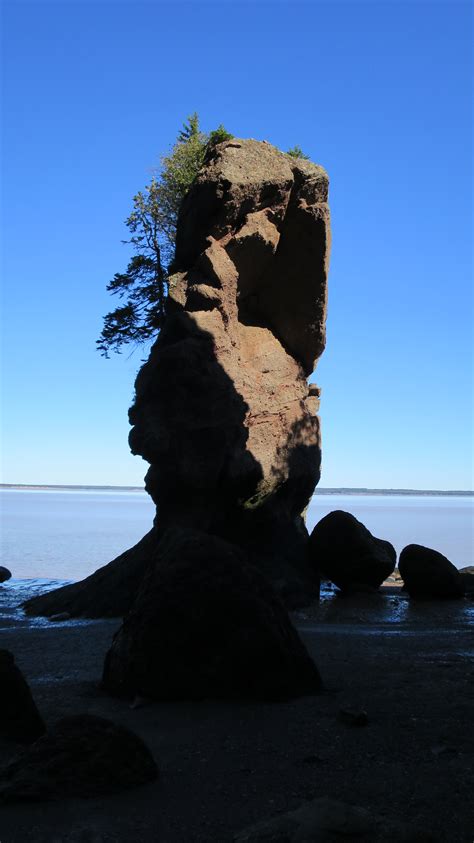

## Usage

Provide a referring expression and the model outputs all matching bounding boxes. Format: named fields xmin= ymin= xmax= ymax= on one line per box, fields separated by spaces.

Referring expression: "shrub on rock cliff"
xmin=97 ymin=113 xmax=232 ymax=356
xmin=286 ymin=145 xmax=310 ymax=160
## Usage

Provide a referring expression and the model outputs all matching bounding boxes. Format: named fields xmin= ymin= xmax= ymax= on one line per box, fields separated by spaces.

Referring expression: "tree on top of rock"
xmin=97 ymin=121 xmax=309 ymax=357
xmin=97 ymin=114 xmax=232 ymax=357
xmin=286 ymin=145 xmax=311 ymax=160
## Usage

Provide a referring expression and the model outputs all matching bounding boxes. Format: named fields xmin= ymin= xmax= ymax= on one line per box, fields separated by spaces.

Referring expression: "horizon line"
xmin=1 ymin=483 xmax=473 ymax=496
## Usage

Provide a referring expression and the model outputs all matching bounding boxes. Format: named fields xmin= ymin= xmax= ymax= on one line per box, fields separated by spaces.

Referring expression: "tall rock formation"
xmin=26 ymin=139 xmax=330 ymax=618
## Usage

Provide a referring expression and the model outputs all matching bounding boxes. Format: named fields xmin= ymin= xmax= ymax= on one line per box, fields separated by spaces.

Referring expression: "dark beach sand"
xmin=0 ymin=585 xmax=472 ymax=842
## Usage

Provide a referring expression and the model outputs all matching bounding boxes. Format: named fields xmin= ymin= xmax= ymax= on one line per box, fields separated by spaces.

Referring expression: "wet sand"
xmin=0 ymin=584 xmax=473 ymax=842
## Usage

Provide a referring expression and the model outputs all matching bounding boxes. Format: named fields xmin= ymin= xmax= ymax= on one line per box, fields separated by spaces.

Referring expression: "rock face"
xmin=129 ymin=139 xmax=330 ymax=604
xmin=0 ymin=650 xmax=46 ymax=744
xmin=308 ymin=511 xmax=396 ymax=591
xmin=399 ymin=544 xmax=464 ymax=599
xmin=103 ymin=528 xmax=322 ymax=701
xmin=459 ymin=566 xmax=474 ymax=597
xmin=0 ymin=715 xmax=158 ymax=802
xmin=26 ymin=138 xmax=330 ymax=616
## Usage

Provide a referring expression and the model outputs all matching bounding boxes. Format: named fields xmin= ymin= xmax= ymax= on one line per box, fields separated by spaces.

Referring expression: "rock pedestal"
xmin=26 ymin=139 xmax=330 ymax=617
xmin=130 ymin=139 xmax=330 ymax=605
xmin=103 ymin=528 xmax=323 ymax=701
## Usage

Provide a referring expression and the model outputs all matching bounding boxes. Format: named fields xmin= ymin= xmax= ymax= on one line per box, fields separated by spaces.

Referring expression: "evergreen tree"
xmin=97 ymin=115 xmax=232 ymax=356
xmin=286 ymin=145 xmax=310 ymax=160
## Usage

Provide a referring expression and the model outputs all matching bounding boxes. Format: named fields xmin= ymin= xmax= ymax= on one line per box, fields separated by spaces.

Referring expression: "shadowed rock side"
xmin=25 ymin=529 xmax=158 ymax=618
xmin=309 ymin=511 xmax=396 ymax=592
xmin=0 ymin=650 xmax=46 ymax=744
xmin=26 ymin=139 xmax=330 ymax=617
xmin=399 ymin=544 xmax=464 ymax=599
xmin=0 ymin=715 xmax=158 ymax=802
xmin=103 ymin=529 xmax=322 ymax=701
xmin=459 ymin=566 xmax=474 ymax=597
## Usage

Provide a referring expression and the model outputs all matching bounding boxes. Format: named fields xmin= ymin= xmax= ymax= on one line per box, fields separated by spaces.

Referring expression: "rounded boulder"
xmin=309 ymin=510 xmax=396 ymax=592
xmin=399 ymin=544 xmax=464 ymax=599
xmin=0 ymin=714 xmax=158 ymax=802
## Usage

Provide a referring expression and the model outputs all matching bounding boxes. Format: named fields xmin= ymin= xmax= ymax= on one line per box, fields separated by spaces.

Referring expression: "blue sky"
xmin=1 ymin=0 xmax=472 ymax=490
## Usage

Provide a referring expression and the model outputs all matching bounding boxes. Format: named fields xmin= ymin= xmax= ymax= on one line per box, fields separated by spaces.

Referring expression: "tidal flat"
xmin=0 ymin=579 xmax=472 ymax=842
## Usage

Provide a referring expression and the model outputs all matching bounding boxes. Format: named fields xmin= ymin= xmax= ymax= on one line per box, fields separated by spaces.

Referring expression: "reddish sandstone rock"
xmin=130 ymin=140 xmax=330 ymax=605
xmin=26 ymin=139 xmax=330 ymax=617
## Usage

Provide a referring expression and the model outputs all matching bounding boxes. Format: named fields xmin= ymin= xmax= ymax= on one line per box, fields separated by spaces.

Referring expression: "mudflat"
xmin=0 ymin=586 xmax=472 ymax=842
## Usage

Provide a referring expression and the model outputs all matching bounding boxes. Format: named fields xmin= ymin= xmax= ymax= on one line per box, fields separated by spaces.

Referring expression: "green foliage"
xmin=97 ymin=114 xmax=232 ymax=356
xmin=158 ymin=127 xmax=208 ymax=246
xmin=286 ymin=145 xmax=311 ymax=160
xmin=177 ymin=112 xmax=200 ymax=142
xmin=208 ymin=124 xmax=233 ymax=146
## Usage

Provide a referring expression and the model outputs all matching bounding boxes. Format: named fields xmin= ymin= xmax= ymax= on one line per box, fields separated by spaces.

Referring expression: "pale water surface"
xmin=1 ymin=489 xmax=473 ymax=582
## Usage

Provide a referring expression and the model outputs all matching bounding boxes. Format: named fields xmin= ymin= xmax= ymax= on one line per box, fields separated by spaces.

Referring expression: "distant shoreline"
xmin=1 ymin=484 xmax=472 ymax=497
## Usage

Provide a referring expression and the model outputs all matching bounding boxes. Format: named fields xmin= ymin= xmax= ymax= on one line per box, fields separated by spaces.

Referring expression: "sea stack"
xmin=26 ymin=138 xmax=331 ymax=617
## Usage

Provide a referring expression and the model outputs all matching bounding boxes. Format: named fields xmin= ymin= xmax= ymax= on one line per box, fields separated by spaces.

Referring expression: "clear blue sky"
xmin=1 ymin=0 xmax=472 ymax=490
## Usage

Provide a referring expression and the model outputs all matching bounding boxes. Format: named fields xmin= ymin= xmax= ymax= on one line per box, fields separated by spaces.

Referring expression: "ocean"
xmin=1 ymin=487 xmax=473 ymax=582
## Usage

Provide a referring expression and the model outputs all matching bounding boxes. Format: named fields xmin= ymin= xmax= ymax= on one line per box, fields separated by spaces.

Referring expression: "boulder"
xmin=103 ymin=528 xmax=322 ymax=702
xmin=0 ymin=650 xmax=45 ymax=744
xmin=0 ymin=714 xmax=158 ymax=802
xmin=308 ymin=510 xmax=396 ymax=591
xmin=399 ymin=544 xmax=464 ymax=599
xmin=459 ymin=566 xmax=474 ymax=597
xmin=0 ymin=566 xmax=12 ymax=583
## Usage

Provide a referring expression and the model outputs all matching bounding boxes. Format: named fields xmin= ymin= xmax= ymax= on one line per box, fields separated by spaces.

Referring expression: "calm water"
xmin=0 ymin=489 xmax=473 ymax=582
